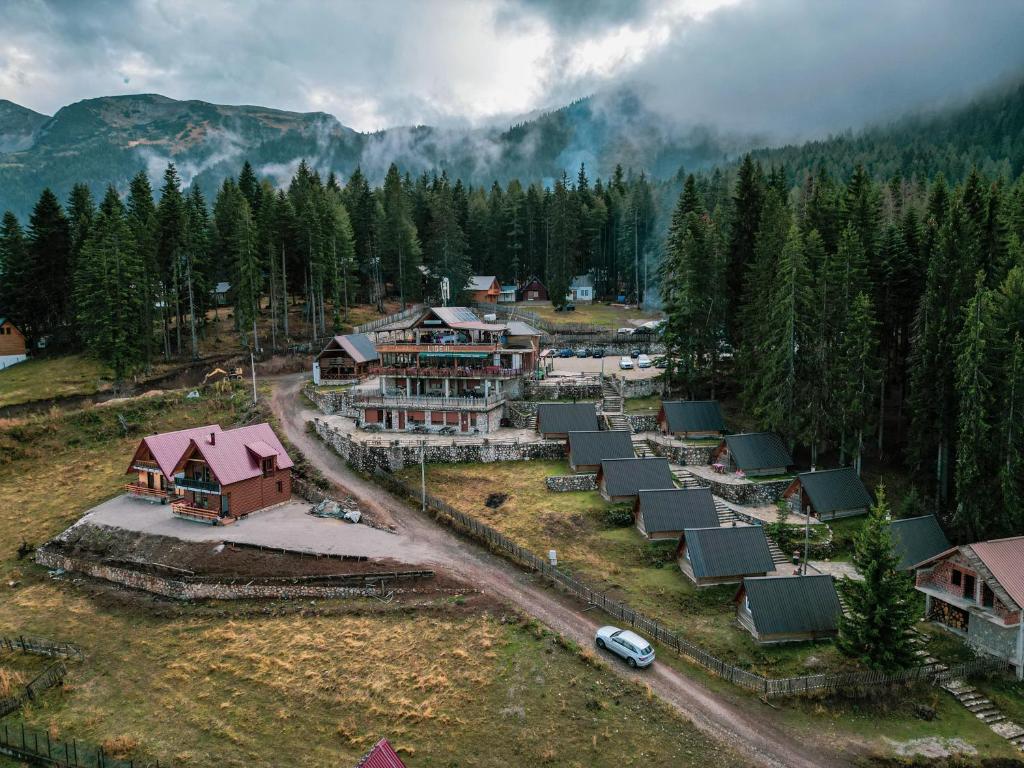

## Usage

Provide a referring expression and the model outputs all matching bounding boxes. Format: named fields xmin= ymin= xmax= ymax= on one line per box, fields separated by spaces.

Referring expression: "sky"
xmin=2 ymin=0 xmax=1024 ymax=139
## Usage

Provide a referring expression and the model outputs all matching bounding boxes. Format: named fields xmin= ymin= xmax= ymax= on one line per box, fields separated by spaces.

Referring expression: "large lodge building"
xmin=351 ymin=307 xmax=542 ymax=434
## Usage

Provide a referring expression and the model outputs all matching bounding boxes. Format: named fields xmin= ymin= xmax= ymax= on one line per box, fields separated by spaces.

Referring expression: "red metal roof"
xmin=178 ymin=423 xmax=294 ymax=486
xmin=971 ymin=536 xmax=1024 ymax=609
xmin=356 ymin=738 xmax=406 ymax=768
xmin=130 ymin=424 xmax=223 ymax=477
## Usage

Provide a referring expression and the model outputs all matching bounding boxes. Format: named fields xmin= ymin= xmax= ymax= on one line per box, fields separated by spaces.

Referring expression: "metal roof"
xmin=505 ymin=320 xmax=542 ymax=337
xmin=889 ymin=515 xmax=951 ymax=571
xmin=971 ymin=537 xmax=1024 ymax=610
xmin=130 ymin=424 xmax=223 ymax=478
xmin=213 ymin=281 xmax=231 ymax=294
xmin=570 ymin=274 xmax=594 ymax=289
xmin=796 ymin=467 xmax=872 ymax=514
xmin=322 ymin=332 xmax=379 ymax=364
xmin=683 ymin=526 xmax=775 ymax=578
xmin=567 ymin=430 xmax=634 ymax=467
xmin=536 ymin=403 xmax=599 ymax=434
xmin=637 ymin=487 xmax=719 ymax=533
xmin=356 ymin=738 xmax=407 ymax=768
xmin=740 ymin=575 xmax=842 ymax=635
xmin=177 ymin=423 xmax=294 ymax=486
xmin=599 ymin=457 xmax=674 ymax=497
xmin=467 ymin=275 xmax=499 ymax=292
xmin=427 ymin=306 xmax=507 ymax=332
xmin=661 ymin=400 xmax=726 ymax=433
xmin=723 ymin=432 xmax=793 ymax=471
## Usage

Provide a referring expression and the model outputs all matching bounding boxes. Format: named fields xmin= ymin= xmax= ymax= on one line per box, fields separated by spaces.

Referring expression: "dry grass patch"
xmin=0 ymin=355 xmax=111 ymax=408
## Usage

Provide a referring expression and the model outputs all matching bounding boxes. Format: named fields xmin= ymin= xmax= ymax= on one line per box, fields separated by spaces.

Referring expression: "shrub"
xmin=604 ymin=504 xmax=634 ymax=527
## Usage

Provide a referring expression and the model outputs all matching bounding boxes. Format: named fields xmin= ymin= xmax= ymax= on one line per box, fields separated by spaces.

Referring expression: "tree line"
xmin=661 ymin=158 xmax=1024 ymax=541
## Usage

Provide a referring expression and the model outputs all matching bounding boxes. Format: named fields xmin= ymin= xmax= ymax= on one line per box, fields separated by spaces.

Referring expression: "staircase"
xmin=942 ymin=678 xmax=1024 ymax=750
xmin=526 ymin=412 xmax=537 ymax=431
xmin=671 ymin=466 xmax=703 ymax=490
xmin=632 ymin=437 xmax=654 ymax=457
xmin=601 ymin=380 xmax=623 ymax=417
xmin=605 ymin=412 xmax=630 ymax=432
xmin=765 ymin=536 xmax=790 ymax=567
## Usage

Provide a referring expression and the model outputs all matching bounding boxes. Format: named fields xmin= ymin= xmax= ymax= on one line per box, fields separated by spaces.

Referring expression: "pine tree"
xmin=1001 ymin=333 xmax=1024 ymax=533
xmin=157 ymin=164 xmax=187 ymax=355
xmin=231 ymin=197 xmax=261 ymax=349
xmin=379 ymin=163 xmax=421 ymax=306
xmin=424 ymin=177 xmax=470 ymax=306
xmin=26 ymin=188 xmax=72 ymax=340
xmin=726 ymin=154 xmax=764 ymax=342
xmin=0 ymin=212 xmax=29 ymax=325
xmin=834 ymin=292 xmax=881 ymax=472
xmin=837 ymin=486 xmax=918 ymax=671
xmin=126 ymin=172 xmax=158 ymax=365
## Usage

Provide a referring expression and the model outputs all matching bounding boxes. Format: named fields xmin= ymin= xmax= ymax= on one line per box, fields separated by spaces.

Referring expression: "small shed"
xmin=211 ymin=281 xmax=232 ymax=306
xmin=0 ymin=316 xmax=27 ymax=369
xmin=735 ymin=575 xmax=843 ymax=644
xmin=634 ymin=487 xmax=719 ymax=540
xmin=519 ymin=277 xmax=548 ymax=302
xmin=536 ymin=402 xmax=599 ymax=439
xmin=676 ymin=525 xmax=775 ymax=587
xmin=658 ymin=400 xmax=726 ymax=438
xmin=314 ymin=332 xmax=379 ymax=384
xmin=596 ymin=457 xmax=674 ymax=502
xmin=782 ymin=467 xmax=872 ymax=520
xmin=712 ymin=432 xmax=793 ymax=477
xmin=569 ymin=274 xmax=595 ymax=303
xmin=498 ymin=284 xmax=517 ymax=303
xmin=889 ymin=515 xmax=951 ymax=571
xmin=467 ymin=275 xmax=501 ymax=304
xmin=567 ymin=430 xmax=634 ymax=473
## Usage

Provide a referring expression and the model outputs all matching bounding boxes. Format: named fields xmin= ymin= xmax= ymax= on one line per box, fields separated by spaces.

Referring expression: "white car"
xmin=637 ymin=354 xmax=652 ymax=369
xmin=595 ymin=626 xmax=655 ymax=668
xmin=618 ymin=356 xmax=633 ymax=370
xmin=616 ymin=327 xmax=634 ymax=335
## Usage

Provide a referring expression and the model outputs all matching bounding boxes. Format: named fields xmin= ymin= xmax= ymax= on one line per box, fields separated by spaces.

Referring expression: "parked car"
xmin=637 ymin=354 xmax=652 ymax=368
xmin=616 ymin=327 xmax=634 ymax=335
xmin=557 ymin=348 xmax=574 ymax=358
xmin=595 ymin=626 xmax=655 ymax=668
xmin=654 ymin=356 xmax=668 ymax=369
xmin=618 ymin=356 xmax=633 ymax=370
xmin=575 ymin=347 xmax=589 ymax=357
xmin=630 ymin=349 xmax=641 ymax=359
xmin=565 ymin=303 xmax=576 ymax=312
xmin=590 ymin=347 xmax=605 ymax=358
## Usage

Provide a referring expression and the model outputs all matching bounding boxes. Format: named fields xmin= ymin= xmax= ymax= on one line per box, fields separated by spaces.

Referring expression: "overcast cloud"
xmin=2 ymin=0 xmax=1023 ymax=139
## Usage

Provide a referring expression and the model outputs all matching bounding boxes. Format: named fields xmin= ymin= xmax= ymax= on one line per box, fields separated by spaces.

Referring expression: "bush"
xmin=604 ymin=504 xmax=634 ymax=527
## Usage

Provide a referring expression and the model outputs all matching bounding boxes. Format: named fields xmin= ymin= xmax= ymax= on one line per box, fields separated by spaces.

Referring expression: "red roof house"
xmin=356 ymin=738 xmax=407 ymax=768
xmin=125 ymin=424 xmax=224 ymax=501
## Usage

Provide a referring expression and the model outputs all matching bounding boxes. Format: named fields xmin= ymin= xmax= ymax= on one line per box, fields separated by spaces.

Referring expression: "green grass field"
xmin=0 ymin=355 xmax=111 ymax=408
xmin=515 ymin=301 xmax=662 ymax=329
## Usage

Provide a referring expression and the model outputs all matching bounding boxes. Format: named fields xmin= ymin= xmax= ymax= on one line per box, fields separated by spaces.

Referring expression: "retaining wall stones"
xmin=647 ymin=441 xmax=716 ymax=466
xmin=621 ymin=378 xmax=661 ymax=399
xmin=700 ymin=477 xmax=792 ymax=506
xmin=626 ymin=414 xmax=659 ymax=433
xmin=304 ymin=383 xmax=359 ymax=417
xmin=525 ymin=380 xmax=603 ymax=401
xmin=314 ymin=418 xmax=566 ymax=473
xmin=545 ymin=474 xmax=598 ymax=492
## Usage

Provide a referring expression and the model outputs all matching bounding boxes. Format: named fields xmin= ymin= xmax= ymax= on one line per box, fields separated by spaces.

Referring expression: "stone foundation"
xmin=525 ymin=380 xmax=603 ymax=400
xmin=621 ymin=378 xmax=661 ymax=399
xmin=545 ymin=474 xmax=598 ymax=492
xmin=304 ymin=382 xmax=359 ymax=417
xmin=692 ymin=476 xmax=791 ymax=506
xmin=647 ymin=441 xmax=716 ymax=466
xmin=627 ymin=414 xmax=659 ymax=433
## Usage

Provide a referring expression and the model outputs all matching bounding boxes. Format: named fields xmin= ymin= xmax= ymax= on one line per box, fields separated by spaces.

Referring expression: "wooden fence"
xmin=1 ymin=636 xmax=84 ymax=661
xmin=1 ymin=720 xmax=159 ymax=768
xmin=370 ymin=470 xmax=1008 ymax=698
xmin=353 ymin=304 xmax=424 ymax=335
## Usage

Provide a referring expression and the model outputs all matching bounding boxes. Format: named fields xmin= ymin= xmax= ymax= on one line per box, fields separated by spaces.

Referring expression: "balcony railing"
xmin=125 ymin=482 xmax=169 ymax=500
xmin=173 ymin=475 xmax=222 ymax=494
xmin=171 ymin=501 xmax=224 ymax=525
xmin=375 ymin=342 xmax=499 ymax=354
xmin=351 ymin=392 xmax=506 ymax=410
xmin=131 ymin=460 xmax=161 ymax=473
xmin=370 ymin=365 xmax=525 ymax=380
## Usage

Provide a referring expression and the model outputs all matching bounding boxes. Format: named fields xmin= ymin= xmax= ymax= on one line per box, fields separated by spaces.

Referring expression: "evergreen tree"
xmin=0 ymin=212 xmax=28 ymax=324
xmin=726 ymin=154 xmax=764 ymax=342
xmin=837 ymin=486 xmax=918 ymax=671
xmin=378 ymin=163 xmax=421 ymax=305
xmin=126 ymin=172 xmax=158 ymax=365
xmin=157 ymin=164 xmax=188 ymax=355
xmin=26 ymin=188 xmax=72 ymax=340
xmin=1001 ymin=333 xmax=1024 ymax=533
xmin=834 ymin=292 xmax=881 ymax=472
xmin=424 ymin=177 xmax=470 ymax=306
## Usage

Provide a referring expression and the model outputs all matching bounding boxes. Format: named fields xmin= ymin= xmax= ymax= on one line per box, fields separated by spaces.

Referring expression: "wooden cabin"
xmin=676 ymin=525 xmax=775 ymax=587
xmin=314 ymin=332 xmax=379 ymax=385
xmin=0 ymin=316 xmax=28 ymax=369
xmin=736 ymin=575 xmax=842 ymax=644
xmin=467 ymin=276 xmax=501 ymax=304
xmin=634 ymin=487 xmax=719 ymax=540
xmin=536 ymin=402 xmax=599 ymax=440
xmin=169 ymin=423 xmax=294 ymax=523
xmin=125 ymin=424 xmax=223 ymax=502
xmin=782 ymin=467 xmax=872 ymax=520
xmin=519 ymin=277 xmax=548 ymax=302
xmin=711 ymin=432 xmax=793 ymax=477
xmin=596 ymin=457 xmax=674 ymax=503
xmin=658 ymin=400 xmax=726 ymax=439
xmin=567 ymin=430 xmax=633 ymax=473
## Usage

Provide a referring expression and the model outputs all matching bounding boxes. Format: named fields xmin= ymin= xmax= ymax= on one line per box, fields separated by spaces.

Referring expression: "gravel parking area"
xmin=549 ymin=355 xmax=662 ymax=379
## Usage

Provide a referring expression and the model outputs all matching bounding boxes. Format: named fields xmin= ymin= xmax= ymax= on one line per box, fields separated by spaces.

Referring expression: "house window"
xmin=261 ymin=457 xmax=275 ymax=477
xmin=276 ymin=480 xmax=283 ymax=494
xmin=982 ymin=583 xmax=995 ymax=609
xmin=951 ymin=570 xmax=962 ymax=587
xmin=743 ymin=595 xmax=751 ymax=613
xmin=963 ymin=573 xmax=976 ymax=600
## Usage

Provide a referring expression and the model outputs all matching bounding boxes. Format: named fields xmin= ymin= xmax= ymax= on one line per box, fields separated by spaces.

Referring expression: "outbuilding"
xmin=596 ymin=457 xmax=674 ymax=502
xmin=634 ymin=487 xmax=719 ymax=540
xmin=782 ymin=467 xmax=872 ymax=520
xmin=0 ymin=316 xmax=27 ymax=369
xmin=711 ymin=432 xmax=793 ymax=477
xmin=658 ymin=400 xmax=726 ymax=439
xmin=889 ymin=514 xmax=951 ymax=571
xmin=536 ymin=402 xmax=599 ymax=439
xmin=313 ymin=332 xmax=379 ymax=385
xmin=735 ymin=575 xmax=843 ymax=644
xmin=519 ymin=277 xmax=548 ymax=302
xmin=676 ymin=525 xmax=775 ymax=587
xmin=567 ymin=430 xmax=634 ymax=473
xmin=467 ymin=275 xmax=501 ymax=304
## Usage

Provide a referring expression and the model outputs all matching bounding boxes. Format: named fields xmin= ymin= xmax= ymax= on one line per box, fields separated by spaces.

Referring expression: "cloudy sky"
xmin=3 ymin=0 xmax=1024 ymax=138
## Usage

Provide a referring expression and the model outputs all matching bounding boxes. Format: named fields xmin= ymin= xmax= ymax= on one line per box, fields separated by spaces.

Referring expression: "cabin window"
xmin=963 ymin=573 xmax=976 ymax=600
xmin=981 ymin=583 xmax=995 ymax=609
xmin=276 ymin=480 xmax=283 ymax=494
xmin=951 ymin=570 xmax=962 ymax=587
xmin=684 ymin=546 xmax=691 ymax=561
xmin=261 ymin=457 xmax=275 ymax=477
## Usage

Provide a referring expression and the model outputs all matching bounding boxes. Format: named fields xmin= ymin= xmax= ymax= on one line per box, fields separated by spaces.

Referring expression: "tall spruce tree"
xmin=26 ymin=188 xmax=72 ymax=341
xmin=834 ymin=292 xmax=881 ymax=472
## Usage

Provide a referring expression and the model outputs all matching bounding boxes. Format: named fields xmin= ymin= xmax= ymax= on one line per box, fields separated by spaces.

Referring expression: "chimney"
xmin=210 ymin=432 xmax=216 ymax=445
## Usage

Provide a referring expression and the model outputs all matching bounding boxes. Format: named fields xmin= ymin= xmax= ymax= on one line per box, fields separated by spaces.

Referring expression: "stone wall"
xmin=621 ymin=378 xmax=662 ymax=399
xmin=525 ymin=380 xmax=603 ymax=401
xmin=968 ymin=615 xmax=1020 ymax=663
xmin=314 ymin=418 xmax=566 ymax=473
xmin=627 ymin=414 xmax=660 ymax=433
xmin=697 ymin=477 xmax=792 ymax=506
xmin=506 ymin=400 xmax=536 ymax=428
xmin=304 ymin=382 xmax=359 ymax=417
xmin=647 ymin=440 xmax=716 ymax=466
xmin=545 ymin=474 xmax=598 ymax=492
xmin=35 ymin=547 xmax=434 ymax=601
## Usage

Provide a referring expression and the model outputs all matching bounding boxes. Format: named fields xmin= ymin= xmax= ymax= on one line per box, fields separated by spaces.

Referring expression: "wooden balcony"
xmin=369 ymin=365 xmax=525 ymax=380
xmin=131 ymin=460 xmax=161 ymax=473
xmin=375 ymin=343 xmax=499 ymax=354
xmin=171 ymin=501 xmax=231 ymax=525
xmin=351 ymin=392 xmax=506 ymax=410
xmin=173 ymin=476 xmax=222 ymax=494
xmin=125 ymin=483 xmax=170 ymax=501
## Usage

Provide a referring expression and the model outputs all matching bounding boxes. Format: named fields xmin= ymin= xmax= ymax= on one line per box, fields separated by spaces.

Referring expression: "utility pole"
xmin=801 ymin=505 xmax=810 ymax=575
xmin=420 ymin=441 xmax=426 ymax=513
xmin=250 ymin=351 xmax=257 ymax=405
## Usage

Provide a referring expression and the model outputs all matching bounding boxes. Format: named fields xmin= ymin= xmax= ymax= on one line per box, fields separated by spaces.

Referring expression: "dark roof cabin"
xmin=314 ymin=333 xmax=379 ymax=384
xmin=677 ymin=526 xmax=775 ymax=587
xmin=597 ymin=457 xmax=675 ymax=502
xmin=658 ymin=400 xmax=726 ymax=438
xmin=736 ymin=575 xmax=843 ymax=644
xmin=712 ymin=432 xmax=792 ymax=477
xmin=634 ymin=487 xmax=719 ymax=540
xmin=783 ymin=467 xmax=872 ymax=520
xmin=536 ymin=402 xmax=599 ymax=439
xmin=519 ymin=277 xmax=548 ymax=301
xmin=567 ymin=430 xmax=634 ymax=472
xmin=889 ymin=515 xmax=951 ymax=571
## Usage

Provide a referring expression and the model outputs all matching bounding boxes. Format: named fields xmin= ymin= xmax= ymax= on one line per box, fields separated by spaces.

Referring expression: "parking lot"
xmin=549 ymin=353 xmax=663 ymax=379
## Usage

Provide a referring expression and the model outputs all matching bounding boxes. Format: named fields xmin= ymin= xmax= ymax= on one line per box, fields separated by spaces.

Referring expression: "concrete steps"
xmin=605 ymin=412 xmax=630 ymax=432
xmin=671 ymin=467 xmax=703 ymax=490
xmin=632 ymin=439 xmax=654 ymax=458
xmin=941 ymin=677 xmax=1024 ymax=751
xmin=526 ymin=413 xmax=537 ymax=430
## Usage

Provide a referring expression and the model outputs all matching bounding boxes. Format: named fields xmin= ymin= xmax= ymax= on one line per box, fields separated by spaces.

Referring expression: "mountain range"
xmin=1 ymin=79 xmax=1023 ymax=218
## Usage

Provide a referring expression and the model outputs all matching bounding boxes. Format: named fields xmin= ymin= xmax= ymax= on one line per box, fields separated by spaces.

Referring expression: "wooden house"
xmin=536 ymin=402 xmax=599 ymax=439
xmin=735 ymin=575 xmax=842 ymax=644
xmin=0 ymin=316 xmax=27 ymax=369
xmin=125 ymin=424 xmax=223 ymax=502
xmin=782 ymin=467 xmax=872 ymax=520
xmin=658 ymin=400 xmax=726 ymax=439
xmin=634 ymin=487 xmax=719 ymax=540
xmin=467 ymin=275 xmax=501 ymax=304
xmin=357 ymin=738 xmax=407 ymax=768
xmin=889 ymin=514 xmax=951 ymax=571
xmin=913 ymin=536 xmax=1024 ymax=679
xmin=567 ymin=430 xmax=633 ymax=473
xmin=711 ymin=432 xmax=792 ymax=477
xmin=498 ymin=284 xmax=517 ymax=303
xmin=676 ymin=525 xmax=775 ymax=587
xmin=314 ymin=332 xmax=379 ymax=385
xmin=519 ymin=277 xmax=548 ymax=302
xmin=596 ymin=457 xmax=674 ymax=503
xmin=169 ymin=423 xmax=294 ymax=523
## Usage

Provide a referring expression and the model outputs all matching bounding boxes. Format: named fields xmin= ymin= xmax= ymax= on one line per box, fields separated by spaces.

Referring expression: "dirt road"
xmin=270 ymin=374 xmax=852 ymax=768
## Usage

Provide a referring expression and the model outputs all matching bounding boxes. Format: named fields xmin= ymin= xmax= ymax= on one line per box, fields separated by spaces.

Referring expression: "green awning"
xmin=418 ymin=351 xmax=491 ymax=359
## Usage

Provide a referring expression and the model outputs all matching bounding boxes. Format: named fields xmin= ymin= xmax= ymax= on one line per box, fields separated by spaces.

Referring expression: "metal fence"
xmin=1 ymin=636 xmax=84 ymax=661
xmin=353 ymin=304 xmax=424 ymax=335
xmin=370 ymin=470 xmax=1008 ymax=698
xmin=0 ymin=661 xmax=68 ymax=719
xmin=1 ymin=720 xmax=159 ymax=768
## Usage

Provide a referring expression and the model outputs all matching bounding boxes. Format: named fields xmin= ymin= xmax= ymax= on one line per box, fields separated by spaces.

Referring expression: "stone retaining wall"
xmin=525 ymin=380 xmax=603 ymax=401
xmin=304 ymin=383 xmax=359 ymax=417
xmin=545 ymin=474 xmax=598 ymax=492
xmin=314 ymin=418 xmax=566 ymax=473
xmin=35 ymin=547 xmax=433 ymax=601
xmin=627 ymin=414 xmax=659 ymax=433
xmin=647 ymin=441 xmax=716 ymax=466
xmin=621 ymin=378 xmax=661 ymax=399
xmin=698 ymin=477 xmax=792 ymax=506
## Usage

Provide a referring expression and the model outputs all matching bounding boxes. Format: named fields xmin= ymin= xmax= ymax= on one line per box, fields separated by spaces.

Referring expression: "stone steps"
xmin=632 ymin=440 xmax=654 ymax=458
xmin=671 ymin=468 xmax=703 ymax=490
xmin=941 ymin=678 xmax=1024 ymax=751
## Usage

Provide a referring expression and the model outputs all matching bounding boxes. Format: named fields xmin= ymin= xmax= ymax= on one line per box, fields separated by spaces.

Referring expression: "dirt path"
xmin=270 ymin=374 xmax=852 ymax=768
